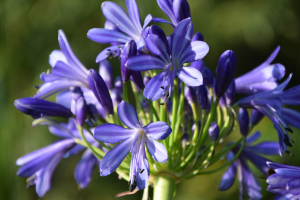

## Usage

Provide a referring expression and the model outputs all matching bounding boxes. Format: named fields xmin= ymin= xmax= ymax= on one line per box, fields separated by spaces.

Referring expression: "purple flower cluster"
xmin=13 ymin=0 xmax=300 ymax=199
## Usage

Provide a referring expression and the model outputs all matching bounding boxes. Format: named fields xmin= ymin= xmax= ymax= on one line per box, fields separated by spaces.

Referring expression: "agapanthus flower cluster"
xmin=14 ymin=0 xmax=300 ymax=199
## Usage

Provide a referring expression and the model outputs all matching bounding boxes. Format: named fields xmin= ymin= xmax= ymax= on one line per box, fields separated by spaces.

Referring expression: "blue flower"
xmin=16 ymin=119 xmax=99 ymax=197
xmin=94 ymin=101 xmax=172 ymax=191
xmin=219 ymin=132 xmax=279 ymax=200
xmin=237 ymin=74 xmax=300 ymax=155
xmin=87 ymin=0 xmax=153 ymax=62
xmin=34 ymin=30 xmax=89 ymax=99
xmin=126 ymin=18 xmax=209 ymax=101
xmin=266 ymin=162 xmax=300 ymax=200
xmin=235 ymin=46 xmax=285 ymax=95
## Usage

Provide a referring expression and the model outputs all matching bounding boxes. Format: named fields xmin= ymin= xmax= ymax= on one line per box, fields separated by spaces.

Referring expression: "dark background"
xmin=1 ymin=0 xmax=300 ymax=199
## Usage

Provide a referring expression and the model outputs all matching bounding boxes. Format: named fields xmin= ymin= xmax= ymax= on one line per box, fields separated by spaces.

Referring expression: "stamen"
xmin=26 ymin=175 xmax=36 ymax=188
xmin=33 ymin=85 xmax=40 ymax=89
xmin=129 ymin=175 xmax=137 ymax=192
xmin=285 ymin=127 xmax=293 ymax=133
xmin=138 ymin=169 xmax=145 ymax=174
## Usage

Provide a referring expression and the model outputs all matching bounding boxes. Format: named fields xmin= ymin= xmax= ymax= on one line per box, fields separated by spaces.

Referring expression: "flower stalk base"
xmin=153 ymin=175 xmax=176 ymax=200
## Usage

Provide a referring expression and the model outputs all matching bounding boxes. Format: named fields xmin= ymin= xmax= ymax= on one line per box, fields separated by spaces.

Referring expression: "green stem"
xmin=147 ymin=99 xmax=159 ymax=122
xmin=191 ymin=102 xmax=199 ymax=143
xmin=196 ymin=137 xmax=246 ymax=175
xmin=171 ymin=82 xmax=185 ymax=152
xmin=198 ymin=96 xmax=219 ymax=147
xmin=209 ymin=137 xmax=243 ymax=166
xmin=153 ymin=175 xmax=176 ymax=200
xmin=75 ymin=126 xmax=104 ymax=160
xmin=123 ymin=81 xmax=129 ymax=103
xmin=131 ymin=82 xmax=147 ymax=125
xmin=160 ymin=100 xmax=166 ymax=123
xmin=170 ymin=78 xmax=179 ymax=143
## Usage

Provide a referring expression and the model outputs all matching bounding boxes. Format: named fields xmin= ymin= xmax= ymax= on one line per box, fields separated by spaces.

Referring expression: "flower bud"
xmin=111 ymin=88 xmax=122 ymax=107
xmin=184 ymin=86 xmax=196 ymax=103
xmin=87 ymin=103 xmax=98 ymax=122
xmin=250 ymin=109 xmax=264 ymax=126
xmin=130 ymin=71 xmax=145 ymax=91
xmin=76 ymin=97 xmax=87 ymax=126
xmin=121 ymin=40 xmax=136 ymax=82
xmin=143 ymin=76 xmax=151 ymax=87
xmin=14 ymin=97 xmax=72 ymax=119
xmin=197 ymin=85 xmax=208 ymax=110
xmin=114 ymin=76 xmax=123 ymax=93
xmin=141 ymin=99 xmax=150 ymax=113
xmin=238 ymin=108 xmax=249 ymax=136
xmin=209 ymin=122 xmax=219 ymax=142
xmin=99 ymin=60 xmax=113 ymax=90
xmin=87 ymin=69 xmax=113 ymax=114
xmin=70 ymin=87 xmax=84 ymax=114
xmin=214 ymin=50 xmax=237 ymax=97
xmin=192 ymin=31 xmax=204 ymax=42
xmin=224 ymin=79 xmax=236 ymax=106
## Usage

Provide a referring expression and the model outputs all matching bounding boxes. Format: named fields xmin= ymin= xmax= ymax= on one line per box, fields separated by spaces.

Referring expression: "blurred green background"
xmin=1 ymin=0 xmax=300 ymax=199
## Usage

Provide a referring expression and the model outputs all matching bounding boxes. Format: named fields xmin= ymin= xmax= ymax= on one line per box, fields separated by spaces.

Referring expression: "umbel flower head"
xmin=13 ymin=0 xmax=300 ymax=199
xmin=94 ymin=101 xmax=172 ymax=191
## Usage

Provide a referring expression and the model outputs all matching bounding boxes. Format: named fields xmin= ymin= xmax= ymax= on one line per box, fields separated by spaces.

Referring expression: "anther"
xmin=129 ymin=175 xmax=137 ymax=192
xmin=138 ymin=169 xmax=145 ymax=174
xmin=285 ymin=127 xmax=293 ymax=133
xmin=33 ymin=85 xmax=40 ymax=89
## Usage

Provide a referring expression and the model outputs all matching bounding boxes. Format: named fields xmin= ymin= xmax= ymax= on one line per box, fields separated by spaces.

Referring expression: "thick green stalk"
xmin=153 ymin=175 xmax=176 ymax=200
xmin=123 ymin=81 xmax=129 ymax=103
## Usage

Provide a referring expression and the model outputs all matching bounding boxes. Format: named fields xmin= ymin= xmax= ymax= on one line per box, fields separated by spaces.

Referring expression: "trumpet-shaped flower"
xmin=87 ymin=0 xmax=154 ymax=62
xmin=35 ymin=30 xmax=89 ymax=99
xmin=126 ymin=18 xmax=209 ymax=101
xmin=237 ymin=74 xmax=300 ymax=155
xmin=16 ymin=118 xmax=99 ymax=197
xmin=94 ymin=101 xmax=172 ymax=191
xmin=266 ymin=161 xmax=300 ymax=200
xmin=219 ymin=132 xmax=279 ymax=199
xmin=235 ymin=46 xmax=285 ymax=95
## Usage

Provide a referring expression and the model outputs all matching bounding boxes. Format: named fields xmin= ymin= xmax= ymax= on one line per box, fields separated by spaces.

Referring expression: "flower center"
xmin=138 ymin=129 xmax=145 ymax=139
